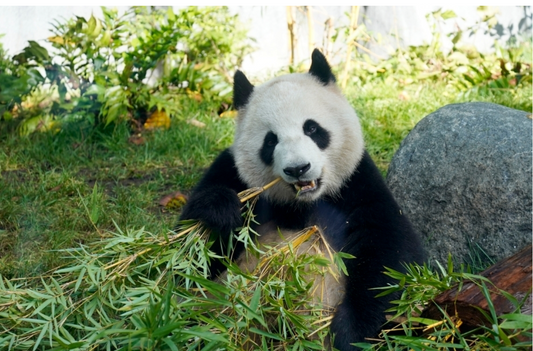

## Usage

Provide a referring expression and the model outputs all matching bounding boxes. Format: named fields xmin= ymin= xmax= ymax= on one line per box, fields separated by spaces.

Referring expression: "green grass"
xmin=1 ymin=81 xmax=531 ymax=278
xmin=0 ymin=99 xmax=235 ymax=278
xmin=348 ymin=80 xmax=532 ymax=174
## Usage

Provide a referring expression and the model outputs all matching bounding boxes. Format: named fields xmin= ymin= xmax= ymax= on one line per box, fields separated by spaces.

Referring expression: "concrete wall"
xmin=0 ymin=6 xmax=530 ymax=78
xmin=1 ymin=7 xmax=102 ymax=54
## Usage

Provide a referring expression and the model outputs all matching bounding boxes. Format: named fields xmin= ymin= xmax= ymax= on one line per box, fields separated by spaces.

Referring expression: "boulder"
xmin=386 ymin=102 xmax=532 ymax=267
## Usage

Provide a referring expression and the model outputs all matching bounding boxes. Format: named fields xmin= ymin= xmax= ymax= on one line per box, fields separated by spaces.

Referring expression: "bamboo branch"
xmin=238 ymin=177 xmax=281 ymax=203
xmin=340 ymin=6 xmax=360 ymax=89
xmin=286 ymin=6 xmax=296 ymax=65
xmin=323 ymin=17 xmax=334 ymax=62
xmin=352 ymin=40 xmax=386 ymax=60
xmin=306 ymin=6 xmax=315 ymax=55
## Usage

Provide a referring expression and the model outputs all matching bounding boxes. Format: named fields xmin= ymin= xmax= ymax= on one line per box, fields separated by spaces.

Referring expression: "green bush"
xmin=0 ymin=39 xmax=45 ymax=124
xmin=335 ymin=7 xmax=532 ymax=100
xmin=1 ymin=6 xmax=254 ymax=135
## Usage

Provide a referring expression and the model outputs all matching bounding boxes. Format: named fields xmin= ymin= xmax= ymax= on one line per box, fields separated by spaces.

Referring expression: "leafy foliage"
xmin=1 ymin=6 xmax=254 ymax=134
xmin=359 ymin=259 xmax=532 ymax=350
xmin=1 ymin=218 xmax=530 ymax=350
xmin=0 ymin=39 xmax=45 ymax=123
xmin=335 ymin=7 xmax=532 ymax=106
xmin=0 ymin=187 xmax=339 ymax=350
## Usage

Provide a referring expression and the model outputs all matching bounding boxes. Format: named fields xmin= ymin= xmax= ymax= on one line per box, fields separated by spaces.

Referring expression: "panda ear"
xmin=309 ymin=48 xmax=336 ymax=85
xmin=233 ymin=70 xmax=254 ymax=110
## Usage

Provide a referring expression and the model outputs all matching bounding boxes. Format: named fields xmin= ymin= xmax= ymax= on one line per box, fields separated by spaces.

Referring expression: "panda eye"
xmin=266 ymin=133 xmax=278 ymax=147
xmin=304 ymin=121 xmax=318 ymax=135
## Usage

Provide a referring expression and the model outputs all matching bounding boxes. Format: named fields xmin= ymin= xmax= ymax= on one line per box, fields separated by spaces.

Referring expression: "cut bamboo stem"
xmin=103 ymin=179 xmax=280 ymax=272
xmin=238 ymin=177 xmax=281 ymax=203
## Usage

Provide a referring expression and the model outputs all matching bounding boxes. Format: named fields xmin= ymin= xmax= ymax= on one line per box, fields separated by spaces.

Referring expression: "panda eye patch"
xmin=303 ymin=119 xmax=330 ymax=150
xmin=260 ymin=131 xmax=278 ymax=166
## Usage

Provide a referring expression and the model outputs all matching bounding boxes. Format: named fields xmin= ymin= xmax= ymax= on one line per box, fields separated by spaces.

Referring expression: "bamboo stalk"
xmin=162 ymin=222 xmax=202 ymax=244
xmin=308 ymin=315 xmax=334 ymax=337
xmin=306 ymin=6 xmax=315 ymax=55
xmin=103 ymin=248 xmax=152 ymax=270
xmin=103 ymin=179 xmax=280 ymax=272
xmin=286 ymin=6 xmax=296 ymax=65
xmin=323 ymin=17 xmax=334 ymax=62
xmin=255 ymin=226 xmax=318 ymax=273
xmin=278 ymin=225 xmax=318 ymax=255
xmin=238 ymin=177 xmax=281 ymax=203
xmin=352 ymin=40 xmax=386 ymax=60
xmin=340 ymin=6 xmax=360 ymax=89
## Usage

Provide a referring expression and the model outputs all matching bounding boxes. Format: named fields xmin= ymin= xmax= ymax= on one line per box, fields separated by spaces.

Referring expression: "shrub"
xmin=1 ymin=6 xmax=254 ymax=135
xmin=335 ymin=7 xmax=532 ymax=99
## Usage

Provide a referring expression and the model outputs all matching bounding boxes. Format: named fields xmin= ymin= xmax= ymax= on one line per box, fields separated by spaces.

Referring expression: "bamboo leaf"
xmin=153 ymin=322 xmax=186 ymax=339
xmin=249 ymin=283 xmax=261 ymax=312
xmin=74 ymin=267 xmax=86 ymax=292
xmin=33 ymin=322 xmax=49 ymax=351
xmin=161 ymin=337 xmax=179 ymax=351
xmin=180 ymin=329 xmax=228 ymax=343
xmin=248 ymin=327 xmax=284 ymax=341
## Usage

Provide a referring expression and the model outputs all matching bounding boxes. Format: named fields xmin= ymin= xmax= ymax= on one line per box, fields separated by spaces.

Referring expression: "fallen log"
xmin=422 ymin=244 xmax=532 ymax=329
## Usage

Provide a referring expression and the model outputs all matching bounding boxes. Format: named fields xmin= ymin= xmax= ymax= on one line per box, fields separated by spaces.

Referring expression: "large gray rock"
xmin=387 ymin=102 xmax=532 ymax=267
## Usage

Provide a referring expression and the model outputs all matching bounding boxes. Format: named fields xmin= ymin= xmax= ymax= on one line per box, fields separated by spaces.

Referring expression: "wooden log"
xmin=422 ymin=244 xmax=532 ymax=329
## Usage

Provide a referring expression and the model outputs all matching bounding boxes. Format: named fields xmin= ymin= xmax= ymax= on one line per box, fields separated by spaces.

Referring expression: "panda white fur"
xmin=180 ymin=49 xmax=425 ymax=350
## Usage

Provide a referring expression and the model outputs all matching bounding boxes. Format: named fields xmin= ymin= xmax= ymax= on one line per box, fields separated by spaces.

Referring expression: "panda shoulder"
xmin=193 ymin=148 xmax=247 ymax=191
xmin=210 ymin=148 xmax=238 ymax=170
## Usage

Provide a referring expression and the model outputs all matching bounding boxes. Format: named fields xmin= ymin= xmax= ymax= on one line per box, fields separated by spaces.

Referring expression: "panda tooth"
xmin=304 ymin=180 xmax=316 ymax=190
xmin=293 ymin=180 xmax=318 ymax=194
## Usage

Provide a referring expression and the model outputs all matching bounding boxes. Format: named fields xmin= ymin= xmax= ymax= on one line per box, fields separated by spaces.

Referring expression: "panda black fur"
xmin=180 ymin=49 xmax=425 ymax=350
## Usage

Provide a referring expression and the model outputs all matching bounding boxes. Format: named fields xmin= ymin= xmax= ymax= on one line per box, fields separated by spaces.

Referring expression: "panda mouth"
xmin=293 ymin=179 xmax=319 ymax=195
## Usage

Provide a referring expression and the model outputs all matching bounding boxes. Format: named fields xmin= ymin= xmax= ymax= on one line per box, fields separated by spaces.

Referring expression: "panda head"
xmin=232 ymin=49 xmax=365 ymax=204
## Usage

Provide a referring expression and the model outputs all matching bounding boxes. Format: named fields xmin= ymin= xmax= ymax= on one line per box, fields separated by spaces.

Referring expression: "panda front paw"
xmin=180 ymin=186 xmax=243 ymax=236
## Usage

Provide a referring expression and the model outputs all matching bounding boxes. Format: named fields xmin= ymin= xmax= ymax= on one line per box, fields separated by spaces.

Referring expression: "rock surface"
xmin=387 ymin=102 xmax=532 ymax=267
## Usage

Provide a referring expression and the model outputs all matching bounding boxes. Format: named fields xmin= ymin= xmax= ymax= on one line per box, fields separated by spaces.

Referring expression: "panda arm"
xmin=179 ymin=148 xmax=249 ymax=277
xmin=330 ymin=151 xmax=424 ymax=349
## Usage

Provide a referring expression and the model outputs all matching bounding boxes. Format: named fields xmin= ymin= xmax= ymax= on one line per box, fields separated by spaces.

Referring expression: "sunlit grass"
xmin=348 ymin=80 xmax=532 ymax=174
xmin=0 ymin=100 xmax=235 ymax=277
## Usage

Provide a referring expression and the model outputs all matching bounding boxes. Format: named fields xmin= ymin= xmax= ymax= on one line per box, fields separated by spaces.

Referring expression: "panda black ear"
xmin=309 ymin=48 xmax=336 ymax=85
xmin=233 ymin=70 xmax=254 ymax=110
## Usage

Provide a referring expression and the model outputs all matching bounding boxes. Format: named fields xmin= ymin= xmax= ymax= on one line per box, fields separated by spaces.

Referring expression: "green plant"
xmin=0 ymin=39 xmax=45 ymax=123
xmin=0 ymin=181 xmax=338 ymax=350
xmin=334 ymin=6 xmax=532 ymax=99
xmin=2 ymin=208 xmax=530 ymax=350
xmin=3 ymin=6 xmax=254 ymax=135
xmin=359 ymin=257 xmax=533 ymax=350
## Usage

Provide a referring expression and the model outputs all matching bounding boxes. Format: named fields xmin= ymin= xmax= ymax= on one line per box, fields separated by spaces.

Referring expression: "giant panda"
xmin=180 ymin=49 xmax=425 ymax=350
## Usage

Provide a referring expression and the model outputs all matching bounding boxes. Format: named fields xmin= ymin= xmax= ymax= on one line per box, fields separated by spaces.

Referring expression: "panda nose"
xmin=283 ymin=163 xmax=311 ymax=178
